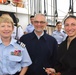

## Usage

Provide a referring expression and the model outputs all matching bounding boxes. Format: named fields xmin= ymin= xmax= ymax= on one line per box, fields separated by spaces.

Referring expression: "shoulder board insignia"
xmin=63 ymin=31 xmax=66 ymax=33
xmin=53 ymin=30 xmax=56 ymax=32
xmin=17 ymin=41 xmax=26 ymax=48
xmin=53 ymin=30 xmax=56 ymax=33
xmin=27 ymin=24 xmax=30 ymax=26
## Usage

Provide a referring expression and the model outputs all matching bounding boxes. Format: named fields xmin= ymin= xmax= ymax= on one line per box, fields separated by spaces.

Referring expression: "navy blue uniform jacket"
xmin=55 ymin=37 xmax=76 ymax=75
xmin=20 ymin=31 xmax=58 ymax=75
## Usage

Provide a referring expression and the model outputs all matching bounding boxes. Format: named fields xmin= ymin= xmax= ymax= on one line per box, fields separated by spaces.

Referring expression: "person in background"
xmin=0 ymin=16 xmax=32 ymax=75
xmin=24 ymin=15 xmax=34 ymax=34
xmin=45 ymin=15 xmax=76 ymax=75
xmin=20 ymin=13 xmax=58 ymax=75
xmin=0 ymin=11 xmax=24 ymax=40
xmin=11 ymin=18 xmax=24 ymax=40
xmin=52 ymin=21 xmax=67 ymax=46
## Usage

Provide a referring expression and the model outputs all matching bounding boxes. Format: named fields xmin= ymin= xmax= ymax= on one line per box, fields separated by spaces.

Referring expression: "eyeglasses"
xmin=34 ymin=21 xmax=46 ymax=24
xmin=65 ymin=23 xmax=76 ymax=27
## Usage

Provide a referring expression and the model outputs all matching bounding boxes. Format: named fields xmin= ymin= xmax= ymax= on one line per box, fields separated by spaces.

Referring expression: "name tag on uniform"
xmin=11 ymin=50 xmax=21 ymax=56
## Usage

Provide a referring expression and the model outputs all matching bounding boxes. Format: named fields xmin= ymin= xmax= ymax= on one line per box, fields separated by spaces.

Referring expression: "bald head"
xmin=34 ymin=13 xmax=47 ymax=22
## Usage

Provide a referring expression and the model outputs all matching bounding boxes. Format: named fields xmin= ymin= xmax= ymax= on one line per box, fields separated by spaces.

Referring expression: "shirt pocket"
xmin=8 ymin=55 xmax=22 ymax=67
xmin=9 ymin=55 xmax=22 ymax=61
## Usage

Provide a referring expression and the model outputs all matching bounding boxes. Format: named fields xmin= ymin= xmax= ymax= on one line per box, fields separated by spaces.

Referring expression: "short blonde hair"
xmin=0 ymin=15 xmax=14 ymax=28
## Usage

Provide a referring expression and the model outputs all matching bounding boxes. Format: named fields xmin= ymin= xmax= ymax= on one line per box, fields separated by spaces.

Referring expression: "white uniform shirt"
xmin=25 ymin=23 xmax=34 ymax=33
xmin=52 ymin=30 xmax=67 ymax=44
xmin=11 ymin=26 xmax=24 ymax=39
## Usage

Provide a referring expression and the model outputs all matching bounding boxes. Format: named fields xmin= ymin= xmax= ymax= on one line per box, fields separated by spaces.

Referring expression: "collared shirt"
xmin=0 ymin=38 xmax=32 ymax=75
xmin=34 ymin=31 xmax=44 ymax=39
xmin=52 ymin=30 xmax=67 ymax=44
xmin=20 ymin=31 xmax=58 ymax=75
xmin=25 ymin=24 xmax=34 ymax=33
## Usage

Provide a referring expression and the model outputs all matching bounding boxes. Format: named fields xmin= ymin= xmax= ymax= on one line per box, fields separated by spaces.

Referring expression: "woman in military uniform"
xmin=0 ymin=16 xmax=32 ymax=75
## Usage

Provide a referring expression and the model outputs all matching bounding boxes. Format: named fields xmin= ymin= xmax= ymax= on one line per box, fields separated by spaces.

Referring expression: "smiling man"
xmin=20 ymin=13 xmax=58 ymax=75
xmin=52 ymin=21 xmax=67 ymax=46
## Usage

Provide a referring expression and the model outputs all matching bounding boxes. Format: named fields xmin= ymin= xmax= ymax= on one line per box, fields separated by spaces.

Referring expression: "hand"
xmin=45 ymin=68 xmax=56 ymax=75
xmin=51 ymin=72 xmax=61 ymax=75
